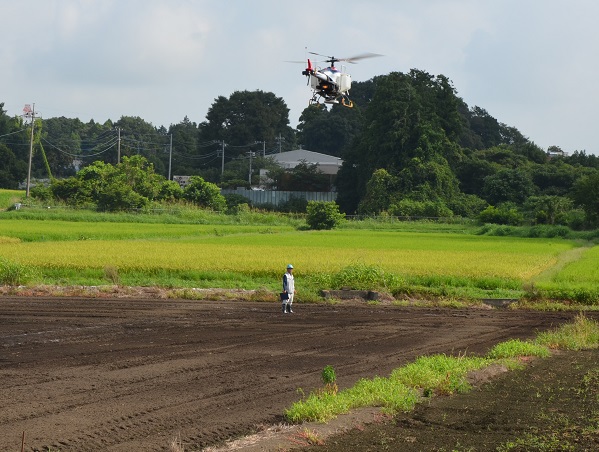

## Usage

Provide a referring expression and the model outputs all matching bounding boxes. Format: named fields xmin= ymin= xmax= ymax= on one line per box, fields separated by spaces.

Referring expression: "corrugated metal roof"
xmin=270 ymin=149 xmax=342 ymax=174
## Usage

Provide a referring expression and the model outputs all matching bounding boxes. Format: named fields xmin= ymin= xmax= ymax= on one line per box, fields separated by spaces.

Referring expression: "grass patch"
xmin=285 ymin=377 xmax=419 ymax=423
xmin=0 ymin=189 xmax=24 ymax=210
xmin=0 ymin=257 xmax=36 ymax=285
xmin=391 ymin=354 xmax=492 ymax=396
xmin=535 ymin=313 xmax=599 ymax=350
xmin=486 ymin=339 xmax=551 ymax=359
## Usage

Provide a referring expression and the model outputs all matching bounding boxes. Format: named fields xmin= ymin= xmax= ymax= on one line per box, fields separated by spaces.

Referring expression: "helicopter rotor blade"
xmin=307 ymin=51 xmax=383 ymax=65
xmin=339 ymin=52 xmax=383 ymax=63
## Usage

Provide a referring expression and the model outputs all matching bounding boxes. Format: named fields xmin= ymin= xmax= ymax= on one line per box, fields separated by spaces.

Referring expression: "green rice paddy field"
xmin=0 ymin=204 xmax=598 ymax=305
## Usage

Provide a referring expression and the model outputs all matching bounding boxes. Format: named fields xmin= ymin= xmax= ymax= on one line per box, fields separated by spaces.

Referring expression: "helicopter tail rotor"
xmin=302 ymin=58 xmax=314 ymax=74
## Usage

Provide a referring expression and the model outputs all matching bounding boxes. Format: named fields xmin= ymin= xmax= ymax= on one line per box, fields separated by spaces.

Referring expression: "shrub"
xmin=478 ymin=204 xmax=523 ymax=225
xmin=306 ymin=201 xmax=344 ymax=230
xmin=183 ymin=176 xmax=227 ymax=211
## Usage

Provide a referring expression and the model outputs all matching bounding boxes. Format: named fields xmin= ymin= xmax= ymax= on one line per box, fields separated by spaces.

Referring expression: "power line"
xmin=0 ymin=128 xmax=27 ymax=139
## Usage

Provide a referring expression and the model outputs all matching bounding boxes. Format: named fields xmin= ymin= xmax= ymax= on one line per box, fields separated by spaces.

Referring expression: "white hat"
xmin=287 ymin=264 xmax=294 ymax=269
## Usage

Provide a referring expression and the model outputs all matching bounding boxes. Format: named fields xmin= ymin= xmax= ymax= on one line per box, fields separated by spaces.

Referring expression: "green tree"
xmin=114 ymin=155 xmax=163 ymax=200
xmin=44 ymin=156 xmax=171 ymax=211
xmin=478 ymin=204 xmax=524 ymax=226
xmin=530 ymin=160 xmax=580 ymax=196
xmin=42 ymin=117 xmax=86 ymax=177
xmin=482 ymin=168 xmax=536 ymax=205
xmin=0 ymin=144 xmax=27 ymax=189
xmin=114 ymin=116 xmax=165 ymax=173
xmin=183 ymin=175 xmax=226 ymax=211
xmin=357 ymin=169 xmax=399 ymax=215
xmin=201 ymin=90 xmax=296 ymax=162
xmin=279 ymin=160 xmax=330 ymax=191
xmin=296 ymin=101 xmax=364 ymax=157
xmin=306 ymin=201 xmax=345 ymax=230
xmin=571 ymin=170 xmax=599 ymax=226
xmin=167 ymin=116 xmax=203 ymax=177
xmin=523 ymin=195 xmax=573 ymax=225
xmin=337 ymin=70 xmax=464 ymax=214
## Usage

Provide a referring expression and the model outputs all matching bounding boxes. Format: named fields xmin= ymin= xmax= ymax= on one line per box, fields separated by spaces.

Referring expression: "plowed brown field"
xmin=0 ymin=296 xmax=591 ymax=451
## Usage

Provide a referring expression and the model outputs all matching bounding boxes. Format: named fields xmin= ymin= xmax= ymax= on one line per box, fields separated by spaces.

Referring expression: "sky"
xmin=1 ymin=0 xmax=597 ymax=154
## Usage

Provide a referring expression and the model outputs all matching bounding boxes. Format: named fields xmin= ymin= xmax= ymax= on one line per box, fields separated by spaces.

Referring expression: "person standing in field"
xmin=282 ymin=264 xmax=296 ymax=313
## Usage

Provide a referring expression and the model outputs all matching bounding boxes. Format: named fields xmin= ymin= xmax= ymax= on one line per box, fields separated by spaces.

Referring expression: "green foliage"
xmin=486 ymin=339 xmax=551 ymax=359
xmin=278 ymin=160 xmax=331 ymax=192
xmin=306 ymin=201 xmax=344 ymax=230
xmin=224 ymin=193 xmax=251 ymax=210
xmin=482 ymin=168 xmax=537 ymax=205
xmin=321 ymin=365 xmax=337 ymax=385
xmin=278 ymin=196 xmax=308 ymax=213
xmin=0 ymin=144 xmax=27 ymax=189
xmin=0 ymin=257 xmax=35 ymax=285
xmin=324 ymin=263 xmax=400 ymax=290
xmin=357 ymin=169 xmax=399 ymax=215
xmin=447 ymin=193 xmax=488 ymax=217
xmin=337 ymin=70 xmax=465 ymax=214
xmin=296 ymin=100 xmax=366 ymax=158
xmin=535 ymin=314 xmax=599 ymax=350
xmin=391 ymin=354 xmax=491 ymax=395
xmin=35 ymin=156 xmax=179 ymax=211
xmin=202 ymin=90 xmax=295 ymax=157
xmin=388 ymin=199 xmax=453 ymax=218
xmin=523 ymin=195 xmax=573 ymax=225
xmin=478 ymin=204 xmax=524 ymax=226
xmin=571 ymin=170 xmax=599 ymax=226
xmin=0 ymin=189 xmax=25 ymax=209
xmin=156 ymin=180 xmax=184 ymax=202
xmin=285 ymin=376 xmax=419 ymax=423
xmin=182 ymin=176 xmax=227 ymax=211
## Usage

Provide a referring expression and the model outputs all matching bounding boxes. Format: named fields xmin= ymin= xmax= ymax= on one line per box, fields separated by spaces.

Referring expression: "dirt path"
xmin=0 ymin=296 xmax=592 ymax=451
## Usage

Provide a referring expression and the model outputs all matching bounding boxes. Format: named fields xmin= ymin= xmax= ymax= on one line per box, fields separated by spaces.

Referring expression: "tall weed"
xmin=0 ymin=257 xmax=35 ymax=285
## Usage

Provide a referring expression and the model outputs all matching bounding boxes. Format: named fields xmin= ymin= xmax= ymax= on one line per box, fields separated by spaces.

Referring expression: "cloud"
xmin=1 ymin=0 xmax=598 ymax=152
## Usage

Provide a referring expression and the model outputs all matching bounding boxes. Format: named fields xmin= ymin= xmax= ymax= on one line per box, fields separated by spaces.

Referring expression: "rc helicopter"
xmin=300 ymin=51 xmax=382 ymax=108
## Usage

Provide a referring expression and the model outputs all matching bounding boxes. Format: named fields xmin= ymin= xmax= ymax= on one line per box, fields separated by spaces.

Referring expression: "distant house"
xmin=259 ymin=148 xmax=343 ymax=191
xmin=269 ymin=148 xmax=343 ymax=175
xmin=547 ymin=149 xmax=569 ymax=158
xmin=546 ymin=147 xmax=569 ymax=159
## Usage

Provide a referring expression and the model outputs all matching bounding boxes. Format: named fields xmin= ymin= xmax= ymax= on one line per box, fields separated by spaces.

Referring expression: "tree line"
xmin=2 ymin=68 xmax=599 ymax=227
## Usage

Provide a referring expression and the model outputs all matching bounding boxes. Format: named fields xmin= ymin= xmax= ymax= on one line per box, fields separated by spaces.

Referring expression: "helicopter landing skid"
xmin=341 ymin=97 xmax=354 ymax=108
xmin=309 ymin=94 xmax=354 ymax=108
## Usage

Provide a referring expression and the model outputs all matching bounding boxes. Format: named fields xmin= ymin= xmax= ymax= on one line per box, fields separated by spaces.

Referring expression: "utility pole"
xmin=262 ymin=140 xmax=266 ymax=157
xmin=248 ymin=150 xmax=255 ymax=184
xmin=276 ymin=133 xmax=285 ymax=153
xmin=117 ymin=127 xmax=121 ymax=164
xmin=168 ymin=134 xmax=173 ymax=180
xmin=23 ymin=103 xmax=36 ymax=198
xmin=220 ymin=141 xmax=225 ymax=175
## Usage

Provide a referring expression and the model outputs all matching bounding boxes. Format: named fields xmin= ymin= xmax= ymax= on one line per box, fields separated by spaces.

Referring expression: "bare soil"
xmin=0 ymin=295 xmax=596 ymax=451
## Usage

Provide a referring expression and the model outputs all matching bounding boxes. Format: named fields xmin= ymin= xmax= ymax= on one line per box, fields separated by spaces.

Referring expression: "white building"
xmin=269 ymin=149 xmax=343 ymax=175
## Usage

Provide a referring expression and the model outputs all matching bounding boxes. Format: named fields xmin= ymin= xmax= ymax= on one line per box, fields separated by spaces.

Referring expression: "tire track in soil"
xmin=0 ymin=297 xmax=591 ymax=451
